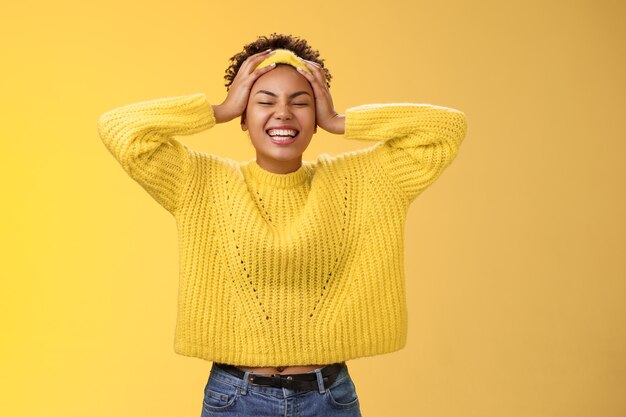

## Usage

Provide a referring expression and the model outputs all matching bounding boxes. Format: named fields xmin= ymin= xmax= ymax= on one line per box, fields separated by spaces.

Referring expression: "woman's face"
xmin=241 ymin=64 xmax=316 ymax=174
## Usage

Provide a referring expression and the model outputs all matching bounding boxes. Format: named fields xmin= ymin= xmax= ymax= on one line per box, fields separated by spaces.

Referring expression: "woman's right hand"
xmin=212 ymin=49 xmax=277 ymax=123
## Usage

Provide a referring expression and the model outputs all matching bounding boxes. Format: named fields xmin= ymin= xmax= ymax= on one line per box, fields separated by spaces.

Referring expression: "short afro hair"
xmin=224 ymin=33 xmax=332 ymax=91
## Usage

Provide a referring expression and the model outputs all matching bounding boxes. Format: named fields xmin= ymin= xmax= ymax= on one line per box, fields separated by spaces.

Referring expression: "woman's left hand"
xmin=296 ymin=59 xmax=345 ymax=135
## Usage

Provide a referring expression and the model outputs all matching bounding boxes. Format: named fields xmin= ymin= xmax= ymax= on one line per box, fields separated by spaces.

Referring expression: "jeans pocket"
xmin=325 ymin=373 xmax=360 ymax=410
xmin=202 ymin=373 xmax=239 ymax=413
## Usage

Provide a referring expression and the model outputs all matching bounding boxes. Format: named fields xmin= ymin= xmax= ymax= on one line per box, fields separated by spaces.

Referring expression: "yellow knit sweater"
xmin=97 ymin=93 xmax=467 ymax=366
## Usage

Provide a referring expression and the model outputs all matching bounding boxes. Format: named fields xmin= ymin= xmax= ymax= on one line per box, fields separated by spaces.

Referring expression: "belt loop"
xmin=314 ymin=368 xmax=326 ymax=394
xmin=240 ymin=370 xmax=250 ymax=395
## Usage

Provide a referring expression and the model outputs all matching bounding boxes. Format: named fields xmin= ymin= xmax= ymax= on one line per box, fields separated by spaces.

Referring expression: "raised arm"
xmin=295 ymin=58 xmax=467 ymax=202
xmin=97 ymin=93 xmax=215 ymax=214
xmin=344 ymin=103 xmax=467 ymax=202
xmin=97 ymin=50 xmax=285 ymax=214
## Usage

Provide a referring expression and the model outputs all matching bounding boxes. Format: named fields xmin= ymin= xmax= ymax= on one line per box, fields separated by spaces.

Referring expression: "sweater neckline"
xmin=244 ymin=159 xmax=310 ymax=188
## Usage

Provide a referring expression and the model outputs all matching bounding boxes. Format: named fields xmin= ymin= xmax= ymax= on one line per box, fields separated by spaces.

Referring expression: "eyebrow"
xmin=255 ymin=90 xmax=311 ymax=99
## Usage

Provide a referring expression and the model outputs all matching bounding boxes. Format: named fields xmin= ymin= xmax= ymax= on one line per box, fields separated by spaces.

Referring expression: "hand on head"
xmin=294 ymin=58 xmax=344 ymax=135
xmin=213 ymin=49 xmax=344 ymax=135
xmin=213 ymin=49 xmax=277 ymax=123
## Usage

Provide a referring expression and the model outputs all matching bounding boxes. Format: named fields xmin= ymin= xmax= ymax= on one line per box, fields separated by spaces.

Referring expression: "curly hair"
xmin=224 ymin=33 xmax=332 ymax=91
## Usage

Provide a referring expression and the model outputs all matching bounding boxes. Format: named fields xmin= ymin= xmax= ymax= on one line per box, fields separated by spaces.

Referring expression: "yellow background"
xmin=2 ymin=0 xmax=625 ymax=416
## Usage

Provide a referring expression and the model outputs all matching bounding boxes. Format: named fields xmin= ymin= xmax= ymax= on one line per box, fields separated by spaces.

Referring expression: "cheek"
xmin=248 ymin=108 xmax=272 ymax=125
xmin=298 ymin=108 xmax=316 ymax=125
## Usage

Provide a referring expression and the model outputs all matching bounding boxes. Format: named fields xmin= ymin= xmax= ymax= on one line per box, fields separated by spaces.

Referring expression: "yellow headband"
xmin=254 ymin=49 xmax=313 ymax=75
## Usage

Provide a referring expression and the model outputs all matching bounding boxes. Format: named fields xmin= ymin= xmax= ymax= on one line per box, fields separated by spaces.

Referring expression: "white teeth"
xmin=267 ymin=129 xmax=297 ymax=137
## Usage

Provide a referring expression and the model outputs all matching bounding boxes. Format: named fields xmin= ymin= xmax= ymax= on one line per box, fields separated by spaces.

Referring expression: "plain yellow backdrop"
xmin=2 ymin=0 xmax=625 ymax=416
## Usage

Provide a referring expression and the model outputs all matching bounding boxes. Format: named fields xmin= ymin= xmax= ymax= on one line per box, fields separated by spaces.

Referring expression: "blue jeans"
xmin=201 ymin=362 xmax=362 ymax=417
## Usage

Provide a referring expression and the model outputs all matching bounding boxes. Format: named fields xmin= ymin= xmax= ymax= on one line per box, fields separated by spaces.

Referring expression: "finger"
xmin=295 ymin=65 xmax=318 ymax=87
xmin=296 ymin=67 xmax=329 ymax=106
xmin=250 ymin=62 xmax=277 ymax=79
xmin=239 ymin=49 xmax=276 ymax=74
xmin=233 ymin=63 xmax=276 ymax=94
xmin=301 ymin=59 xmax=323 ymax=73
xmin=297 ymin=59 xmax=322 ymax=80
xmin=298 ymin=59 xmax=327 ymax=89
xmin=299 ymin=57 xmax=321 ymax=67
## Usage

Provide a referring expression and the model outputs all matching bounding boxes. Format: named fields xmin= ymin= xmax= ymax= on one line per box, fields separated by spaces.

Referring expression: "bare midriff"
xmin=234 ymin=364 xmax=330 ymax=375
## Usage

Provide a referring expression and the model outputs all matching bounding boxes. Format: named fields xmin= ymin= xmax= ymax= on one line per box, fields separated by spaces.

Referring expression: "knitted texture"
xmin=254 ymin=48 xmax=313 ymax=75
xmin=98 ymin=93 xmax=467 ymax=366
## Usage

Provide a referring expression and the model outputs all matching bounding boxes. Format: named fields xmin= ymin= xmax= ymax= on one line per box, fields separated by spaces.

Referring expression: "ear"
xmin=240 ymin=113 xmax=247 ymax=131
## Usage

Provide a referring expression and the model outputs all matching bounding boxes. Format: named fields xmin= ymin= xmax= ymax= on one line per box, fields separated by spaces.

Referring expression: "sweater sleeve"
xmin=97 ymin=93 xmax=216 ymax=214
xmin=344 ymin=103 xmax=467 ymax=203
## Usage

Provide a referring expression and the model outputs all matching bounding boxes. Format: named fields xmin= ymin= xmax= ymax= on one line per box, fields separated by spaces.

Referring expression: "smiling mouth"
xmin=266 ymin=128 xmax=299 ymax=144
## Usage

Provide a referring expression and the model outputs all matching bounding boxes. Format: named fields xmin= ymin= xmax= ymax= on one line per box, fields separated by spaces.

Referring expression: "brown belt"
xmin=213 ymin=362 xmax=345 ymax=392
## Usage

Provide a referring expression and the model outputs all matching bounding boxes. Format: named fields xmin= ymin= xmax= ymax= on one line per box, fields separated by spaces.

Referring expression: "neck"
xmin=255 ymin=154 xmax=303 ymax=174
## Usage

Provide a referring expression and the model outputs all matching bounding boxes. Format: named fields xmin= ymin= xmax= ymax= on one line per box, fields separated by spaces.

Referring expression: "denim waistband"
xmin=209 ymin=362 xmax=349 ymax=398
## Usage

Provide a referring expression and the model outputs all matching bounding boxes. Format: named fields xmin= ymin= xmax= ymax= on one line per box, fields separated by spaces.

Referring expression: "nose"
xmin=273 ymin=103 xmax=292 ymax=120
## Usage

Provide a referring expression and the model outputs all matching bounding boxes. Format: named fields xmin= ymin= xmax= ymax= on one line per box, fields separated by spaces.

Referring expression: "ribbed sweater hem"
xmin=173 ymin=338 xmax=407 ymax=366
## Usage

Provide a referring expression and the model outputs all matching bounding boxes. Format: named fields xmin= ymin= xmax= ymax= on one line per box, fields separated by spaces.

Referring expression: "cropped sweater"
xmin=97 ymin=93 xmax=467 ymax=366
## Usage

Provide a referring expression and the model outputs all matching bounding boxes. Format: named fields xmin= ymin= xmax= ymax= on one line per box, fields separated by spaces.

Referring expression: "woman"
xmin=98 ymin=33 xmax=467 ymax=416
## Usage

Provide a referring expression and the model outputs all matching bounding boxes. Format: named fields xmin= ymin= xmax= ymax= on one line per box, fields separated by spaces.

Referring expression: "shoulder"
xmin=184 ymin=146 xmax=240 ymax=178
xmin=312 ymin=143 xmax=401 ymax=194
xmin=314 ymin=142 xmax=386 ymax=174
xmin=312 ymin=143 xmax=408 ymax=203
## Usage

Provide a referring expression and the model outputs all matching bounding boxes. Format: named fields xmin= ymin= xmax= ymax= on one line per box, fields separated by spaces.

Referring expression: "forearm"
xmin=212 ymin=103 xmax=236 ymax=124
xmin=344 ymin=103 xmax=466 ymax=149
xmin=326 ymin=113 xmax=345 ymax=135
xmin=97 ymin=92 xmax=216 ymax=213
xmin=342 ymin=103 xmax=467 ymax=202
xmin=98 ymin=93 xmax=215 ymax=156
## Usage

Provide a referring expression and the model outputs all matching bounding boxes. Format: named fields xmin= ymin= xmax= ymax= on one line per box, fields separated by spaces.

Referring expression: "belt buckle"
xmin=247 ymin=373 xmax=295 ymax=388
xmin=246 ymin=373 xmax=260 ymax=386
